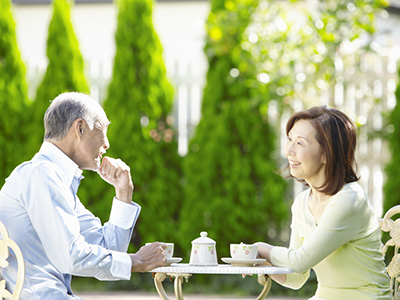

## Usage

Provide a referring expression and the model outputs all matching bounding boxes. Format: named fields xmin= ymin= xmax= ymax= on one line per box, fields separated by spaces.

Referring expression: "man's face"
xmin=76 ymin=120 xmax=110 ymax=171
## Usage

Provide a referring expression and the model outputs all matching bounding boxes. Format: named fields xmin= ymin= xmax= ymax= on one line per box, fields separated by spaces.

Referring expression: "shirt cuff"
xmin=109 ymin=197 xmax=141 ymax=230
xmin=110 ymin=251 xmax=132 ymax=280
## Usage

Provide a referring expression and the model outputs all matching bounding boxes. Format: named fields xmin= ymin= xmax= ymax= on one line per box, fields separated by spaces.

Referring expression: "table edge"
xmin=149 ymin=263 xmax=293 ymax=275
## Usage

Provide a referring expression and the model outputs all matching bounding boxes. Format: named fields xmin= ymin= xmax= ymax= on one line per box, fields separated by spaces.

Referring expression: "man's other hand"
xmin=98 ymin=157 xmax=134 ymax=203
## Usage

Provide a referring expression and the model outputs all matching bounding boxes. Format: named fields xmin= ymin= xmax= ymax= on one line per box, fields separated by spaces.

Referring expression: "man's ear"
xmin=73 ymin=119 xmax=85 ymax=140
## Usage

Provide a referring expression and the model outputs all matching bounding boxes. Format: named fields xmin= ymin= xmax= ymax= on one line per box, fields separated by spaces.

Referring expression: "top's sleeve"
xmin=76 ymin=196 xmax=140 ymax=252
xmin=270 ymin=190 xmax=360 ymax=274
xmin=23 ymin=165 xmax=134 ymax=281
xmin=276 ymin=198 xmax=310 ymax=289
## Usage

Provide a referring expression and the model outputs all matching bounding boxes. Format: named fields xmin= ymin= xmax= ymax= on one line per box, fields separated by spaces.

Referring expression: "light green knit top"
xmin=270 ymin=182 xmax=391 ymax=300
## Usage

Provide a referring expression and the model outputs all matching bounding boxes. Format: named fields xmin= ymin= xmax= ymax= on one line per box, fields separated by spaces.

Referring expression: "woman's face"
xmin=285 ymin=119 xmax=326 ymax=188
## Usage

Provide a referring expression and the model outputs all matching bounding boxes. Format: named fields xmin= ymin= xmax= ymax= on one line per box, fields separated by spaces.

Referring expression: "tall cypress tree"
xmin=31 ymin=0 xmax=88 ymax=151
xmin=98 ymin=0 xmax=182 ymax=247
xmin=178 ymin=0 xmax=287 ymax=258
xmin=0 ymin=0 xmax=30 ymax=184
xmin=384 ymin=66 xmax=400 ymax=213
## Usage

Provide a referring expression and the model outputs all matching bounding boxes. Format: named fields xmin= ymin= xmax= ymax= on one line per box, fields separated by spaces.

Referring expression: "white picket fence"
xmin=26 ymin=51 xmax=399 ymax=217
xmin=340 ymin=53 xmax=399 ymax=217
xmin=168 ymin=52 xmax=400 ymax=218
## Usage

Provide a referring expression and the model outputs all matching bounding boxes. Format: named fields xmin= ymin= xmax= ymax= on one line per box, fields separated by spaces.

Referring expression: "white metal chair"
xmin=380 ymin=205 xmax=400 ymax=300
xmin=0 ymin=221 xmax=25 ymax=300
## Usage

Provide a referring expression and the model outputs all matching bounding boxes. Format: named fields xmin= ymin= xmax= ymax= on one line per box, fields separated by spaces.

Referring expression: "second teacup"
xmin=230 ymin=243 xmax=258 ymax=260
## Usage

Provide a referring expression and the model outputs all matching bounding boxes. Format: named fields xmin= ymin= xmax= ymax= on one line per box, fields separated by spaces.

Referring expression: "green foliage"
xmin=178 ymin=0 xmax=288 ymax=259
xmin=85 ymin=0 xmax=182 ymax=248
xmin=30 ymin=0 xmax=88 ymax=151
xmin=74 ymin=0 xmax=384 ymax=295
xmin=0 ymin=0 xmax=30 ymax=185
xmin=241 ymin=0 xmax=386 ymax=110
xmin=383 ymin=65 xmax=400 ymax=212
xmin=178 ymin=0 xmax=385 ymax=260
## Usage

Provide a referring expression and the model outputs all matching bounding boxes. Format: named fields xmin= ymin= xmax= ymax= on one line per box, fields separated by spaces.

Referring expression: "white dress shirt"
xmin=0 ymin=142 xmax=141 ymax=299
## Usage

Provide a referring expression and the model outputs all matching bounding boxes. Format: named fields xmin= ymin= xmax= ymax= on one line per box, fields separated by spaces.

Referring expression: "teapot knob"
xmin=200 ymin=231 xmax=208 ymax=238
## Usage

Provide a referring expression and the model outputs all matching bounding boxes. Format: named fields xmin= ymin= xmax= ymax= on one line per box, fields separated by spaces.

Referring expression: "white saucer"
xmin=221 ymin=258 xmax=266 ymax=267
xmin=165 ymin=257 xmax=182 ymax=266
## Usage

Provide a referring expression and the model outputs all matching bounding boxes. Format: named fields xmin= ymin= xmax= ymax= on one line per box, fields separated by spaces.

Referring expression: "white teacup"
xmin=164 ymin=243 xmax=174 ymax=258
xmin=230 ymin=243 xmax=258 ymax=260
xmin=146 ymin=242 xmax=174 ymax=259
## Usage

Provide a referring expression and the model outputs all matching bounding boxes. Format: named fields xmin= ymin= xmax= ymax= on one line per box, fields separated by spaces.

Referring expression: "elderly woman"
xmin=256 ymin=106 xmax=391 ymax=300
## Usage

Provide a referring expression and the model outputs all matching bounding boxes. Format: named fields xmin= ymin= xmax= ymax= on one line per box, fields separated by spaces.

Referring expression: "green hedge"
xmin=83 ymin=0 xmax=184 ymax=250
xmin=0 ymin=0 xmax=30 ymax=185
xmin=178 ymin=0 xmax=288 ymax=260
xmin=31 ymin=0 xmax=89 ymax=152
xmin=384 ymin=65 xmax=400 ymax=212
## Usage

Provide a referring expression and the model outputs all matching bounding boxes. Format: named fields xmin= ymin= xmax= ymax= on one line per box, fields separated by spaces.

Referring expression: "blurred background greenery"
xmin=1 ymin=0 xmax=400 ymax=297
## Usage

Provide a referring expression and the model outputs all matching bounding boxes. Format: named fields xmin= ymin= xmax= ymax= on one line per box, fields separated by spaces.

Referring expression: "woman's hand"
xmin=254 ymin=242 xmax=273 ymax=262
xmin=254 ymin=242 xmax=287 ymax=285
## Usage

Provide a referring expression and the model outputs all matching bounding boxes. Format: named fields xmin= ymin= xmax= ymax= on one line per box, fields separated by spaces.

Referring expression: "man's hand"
xmin=130 ymin=242 xmax=167 ymax=272
xmin=98 ymin=157 xmax=134 ymax=204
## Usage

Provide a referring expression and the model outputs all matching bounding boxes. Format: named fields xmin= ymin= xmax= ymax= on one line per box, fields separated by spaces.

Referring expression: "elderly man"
xmin=0 ymin=92 xmax=166 ymax=299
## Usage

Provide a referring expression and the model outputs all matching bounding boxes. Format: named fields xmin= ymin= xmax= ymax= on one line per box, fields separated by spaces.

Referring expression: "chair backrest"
xmin=0 ymin=221 xmax=25 ymax=300
xmin=380 ymin=205 xmax=400 ymax=300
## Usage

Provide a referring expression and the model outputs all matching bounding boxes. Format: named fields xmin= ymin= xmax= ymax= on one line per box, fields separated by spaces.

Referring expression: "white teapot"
xmin=189 ymin=231 xmax=218 ymax=266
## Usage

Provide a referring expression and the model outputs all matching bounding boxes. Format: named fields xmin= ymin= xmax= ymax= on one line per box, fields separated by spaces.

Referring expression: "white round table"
xmin=149 ymin=263 xmax=293 ymax=300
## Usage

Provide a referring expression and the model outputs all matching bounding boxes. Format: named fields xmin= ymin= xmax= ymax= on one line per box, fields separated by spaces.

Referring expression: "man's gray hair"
xmin=44 ymin=92 xmax=109 ymax=141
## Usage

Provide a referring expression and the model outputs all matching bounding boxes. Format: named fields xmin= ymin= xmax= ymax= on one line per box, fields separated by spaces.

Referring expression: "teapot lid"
xmin=191 ymin=231 xmax=216 ymax=245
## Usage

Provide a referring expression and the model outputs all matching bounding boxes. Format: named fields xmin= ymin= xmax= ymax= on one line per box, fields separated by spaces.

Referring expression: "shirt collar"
xmin=38 ymin=142 xmax=84 ymax=187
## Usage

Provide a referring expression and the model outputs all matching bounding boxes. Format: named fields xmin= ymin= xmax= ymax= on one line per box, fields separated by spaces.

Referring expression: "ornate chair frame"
xmin=0 ymin=221 xmax=25 ymax=300
xmin=380 ymin=205 xmax=400 ymax=300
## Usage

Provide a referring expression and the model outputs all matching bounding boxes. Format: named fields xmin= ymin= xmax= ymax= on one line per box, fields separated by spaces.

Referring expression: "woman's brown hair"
xmin=285 ymin=106 xmax=359 ymax=195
